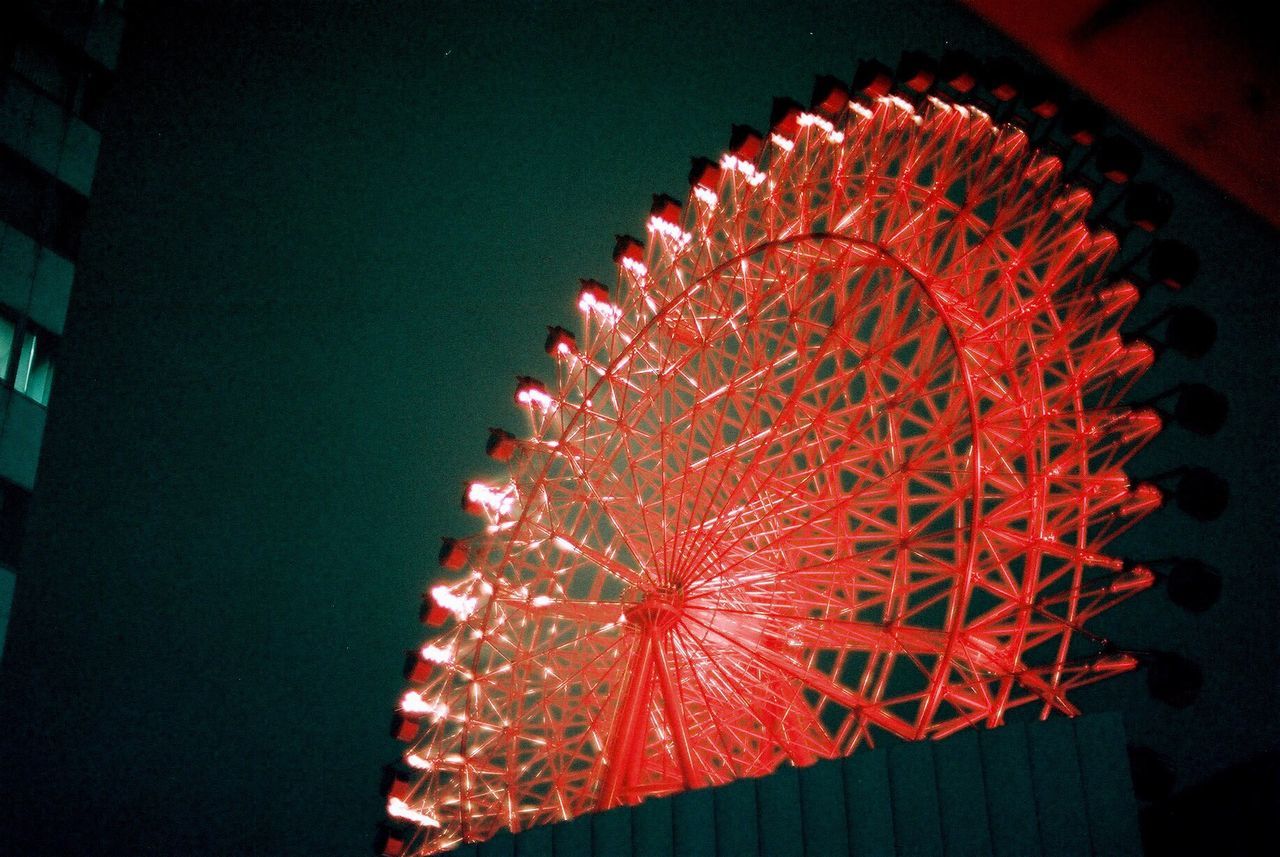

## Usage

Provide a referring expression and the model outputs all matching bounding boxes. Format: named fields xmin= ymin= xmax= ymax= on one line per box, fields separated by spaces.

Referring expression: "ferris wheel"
xmin=383 ymin=76 xmax=1164 ymax=855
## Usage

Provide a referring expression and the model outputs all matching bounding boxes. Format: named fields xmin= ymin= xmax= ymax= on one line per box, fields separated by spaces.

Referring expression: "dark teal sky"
xmin=1 ymin=1 xmax=1276 ymax=854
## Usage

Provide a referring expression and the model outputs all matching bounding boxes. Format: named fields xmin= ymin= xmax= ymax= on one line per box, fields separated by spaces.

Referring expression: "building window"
xmin=0 ymin=310 xmax=55 ymax=407
xmin=0 ymin=314 xmax=13 ymax=384
xmin=13 ymin=324 xmax=54 ymax=405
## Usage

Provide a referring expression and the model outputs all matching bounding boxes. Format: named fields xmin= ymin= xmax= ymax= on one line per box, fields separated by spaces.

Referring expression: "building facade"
xmin=0 ymin=0 xmax=125 ymax=661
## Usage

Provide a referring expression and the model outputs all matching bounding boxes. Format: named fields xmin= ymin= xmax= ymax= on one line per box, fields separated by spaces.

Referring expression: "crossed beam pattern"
xmin=385 ymin=93 xmax=1161 ymax=854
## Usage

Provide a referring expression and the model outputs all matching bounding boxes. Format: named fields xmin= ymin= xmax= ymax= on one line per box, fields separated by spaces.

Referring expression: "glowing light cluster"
xmin=514 ymin=381 xmax=554 ymax=411
xmin=419 ymin=644 xmax=455 ymax=664
xmin=797 ymin=111 xmax=845 ymax=143
xmin=405 ymin=753 xmax=434 ymax=770
xmin=388 ymin=798 xmax=441 ymax=829
xmin=578 ymin=288 xmax=623 ymax=322
xmin=400 ymin=691 xmax=449 ymax=723
xmin=692 ymin=184 xmax=718 ymax=207
xmin=719 ymin=152 xmax=766 ymax=186
xmin=427 ymin=586 xmax=476 ymax=622
xmin=393 ymin=90 xmax=1162 ymax=854
xmin=464 ymin=482 xmax=517 ymax=519
xmin=619 ymin=256 xmax=648 ymax=279
xmin=646 ymin=214 xmax=693 ymax=250
xmin=769 ymin=132 xmax=796 ymax=152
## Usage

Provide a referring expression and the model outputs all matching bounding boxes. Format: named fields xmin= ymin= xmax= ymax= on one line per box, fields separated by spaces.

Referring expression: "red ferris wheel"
xmin=383 ymin=75 xmax=1164 ymax=855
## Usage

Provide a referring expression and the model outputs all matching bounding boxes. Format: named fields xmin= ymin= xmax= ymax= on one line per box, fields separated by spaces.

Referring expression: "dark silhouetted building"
xmin=0 ymin=0 xmax=125 ymax=659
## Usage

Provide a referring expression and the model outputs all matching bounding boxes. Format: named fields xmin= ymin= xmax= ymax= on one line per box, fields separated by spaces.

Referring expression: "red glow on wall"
xmin=963 ymin=0 xmax=1280 ymax=229
xmin=389 ymin=92 xmax=1160 ymax=853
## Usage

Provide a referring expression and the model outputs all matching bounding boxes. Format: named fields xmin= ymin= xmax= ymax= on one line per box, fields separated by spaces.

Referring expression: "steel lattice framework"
xmin=384 ymin=92 xmax=1163 ymax=853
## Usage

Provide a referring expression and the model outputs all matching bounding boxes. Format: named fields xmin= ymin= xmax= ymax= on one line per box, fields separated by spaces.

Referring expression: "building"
xmin=0 ymin=0 xmax=126 ymax=660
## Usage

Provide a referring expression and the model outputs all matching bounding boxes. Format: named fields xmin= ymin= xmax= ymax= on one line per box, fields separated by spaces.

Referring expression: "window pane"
xmin=0 ymin=316 xmax=13 ymax=383
xmin=26 ymin=344 xmax=53 ymax=405
xmin=14 ymin=326 xmax=54 ymax=406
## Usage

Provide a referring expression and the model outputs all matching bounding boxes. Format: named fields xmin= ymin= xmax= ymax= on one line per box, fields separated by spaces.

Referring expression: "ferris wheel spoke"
xmin=665 ymin=365 xmax=967 ymax=560
xmin=641 ymin=244 xmax=808 ymax=578
xmin=651 ymin=269 xmax=796 ymax=581
xmin=593 ymin=278 xmax=762 ymax=580
xmin=487 ymin=597 xmax=626 ymax=634
xmin=691 ymin=602 xmax=948 ymax=655
xmin=652 ymin=634 xmax=702 ymax=788
xmin=665 ymin=245 xmax=880 ymax=576
xmin=714 ymin=653 xmax=838 ymax=763
xmin=545 ymin=440 xmax=665 ymax=581
xmin=637 ymin=261 xmax=962 ymax=591
xmin=534 ymin=634 xmax=639 ymax=786
xmin=675 ymin=429 xmax=963 ymax=595
xmin=682 ymin=609 xmax=915 ymax=740
xmin=518 ymin=518 xmax=647 ymax=591
xmin=665 ymin=631 xmax=750 ymax=775
xmin=686 ymin=388 xmax=970 ymax=591
xmin=628 ymin=307 xmax=713 ymax=578
xmin=671 ymin=302 xmax=966 ymax=586
xmin=672 ymin=622 xmax=831 ymax=766
xmin=652 ymin=297 xmax=755 ymax=583
xmin=758 ymin=670 xmax=842 ymax=761
xmin=683 ymin=452 xmax=965 ymax=600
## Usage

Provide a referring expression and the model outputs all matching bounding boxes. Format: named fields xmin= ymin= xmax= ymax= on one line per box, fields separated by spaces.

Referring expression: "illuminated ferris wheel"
xmin=382 ymin=72 xmax=1166 ymax=855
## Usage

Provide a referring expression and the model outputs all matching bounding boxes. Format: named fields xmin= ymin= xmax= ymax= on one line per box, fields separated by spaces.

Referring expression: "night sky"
xmin=1 ymin=2 xmax=1277 ymax=854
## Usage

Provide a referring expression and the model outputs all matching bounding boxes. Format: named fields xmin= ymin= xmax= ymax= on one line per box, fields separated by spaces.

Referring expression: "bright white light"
xmin=467 ymin=481 xmax=516 ymax=517
xmin=719 ymin=153 xmax=766 ymax=186
xmin=552 ymin=536 xmax=580 ymax=554
xmin=405 ymin=753 xmax=434 ymax=770
xmin=849 ymin=102 xmax=873 ymax=120
xmin=646 ymin=214 xmax=692 ymax=249
xmin=401 ymin=691 xmax=449 ymax=722
xmin=387 ymin=797 xmax=441 ymax=828
xmin=693 ymin=185 xmax=718 ymax=206
xmin=530 ymin=595 xmax=553 ymax=608
xmin=431 ymin=585 xmax=477 ymax=620
xmin=583 ymin=298 xmax=623 ymax=322
xmin=797 ymin=111 xmax=845 ymax=143
xmin=516 ymin=386 xmax=555 ymax=410
xmin=419 ymin=643 xmax=455 ymax=664
xmin=620 ymin=256 xmax=648 ymax=278
xmin=578 ymin=286 xmax=621 ymax=321
xmin=881 ymin=95 xmax=917 ymax=114
xmin=769 ymin=133 xmax=795 ymax=152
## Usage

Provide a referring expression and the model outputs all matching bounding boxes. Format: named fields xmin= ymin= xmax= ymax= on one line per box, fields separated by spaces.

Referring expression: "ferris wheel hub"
xmin=624 ymin=587 xmax=686 ymax=633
